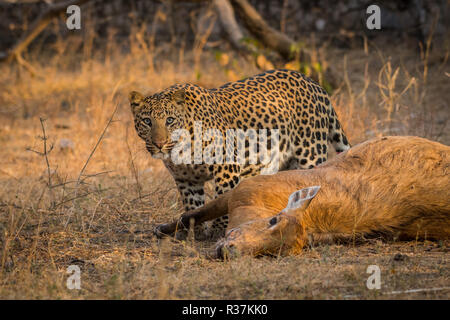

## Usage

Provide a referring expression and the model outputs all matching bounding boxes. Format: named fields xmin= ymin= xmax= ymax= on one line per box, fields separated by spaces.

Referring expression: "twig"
xmin=130 ymin=187 xmax=175 ymax=204
xmin=27 ymin=117 xmax=55 ymax=207
xmin=39 ymin=118 xmax=53 ymax=189
xmin=76 ymin=110 xmax=117 ymax=190
xmin=54 ymin=188 xmax=110 ymax=209
xmin=125 ymin=123 xmax=143 ymax=201
xmin=50 ymin=180 xmax=79 ymax=189
xmin=80 ymin=170 xmax=114 ymax=184
xmin=64 ymin=104 xmax=118 ymax=228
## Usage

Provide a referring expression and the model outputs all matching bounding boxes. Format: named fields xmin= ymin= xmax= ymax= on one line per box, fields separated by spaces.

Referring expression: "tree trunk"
xmin=230 ymin=0 xmax=295 ymax=60
xmin=213 ymin=0 xmax=247 ymax=52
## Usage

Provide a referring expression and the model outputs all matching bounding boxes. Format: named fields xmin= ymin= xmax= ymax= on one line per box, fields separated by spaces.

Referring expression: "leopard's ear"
xmin=128 ymin=91 xmax=145 ymax=114
xmin=171 ymin=89 xmax=185 ymax=105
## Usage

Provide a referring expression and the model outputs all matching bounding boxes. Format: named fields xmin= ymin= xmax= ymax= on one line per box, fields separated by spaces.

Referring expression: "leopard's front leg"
xmin=175 ymin=179 xmax=205 ymax=211
xmin=207 ymin=164 xmax=242 ymax=239
xmin=174 ymin=179 xmax=208 ymax=240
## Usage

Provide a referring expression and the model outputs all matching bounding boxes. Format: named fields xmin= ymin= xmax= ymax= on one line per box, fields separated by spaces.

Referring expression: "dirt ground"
xmin=0 ymin=32 xmax=449 ymax=299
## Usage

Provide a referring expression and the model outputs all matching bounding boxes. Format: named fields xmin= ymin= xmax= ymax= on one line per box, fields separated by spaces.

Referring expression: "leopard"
xmin=129 ymin=69 xmax=350 ymax=239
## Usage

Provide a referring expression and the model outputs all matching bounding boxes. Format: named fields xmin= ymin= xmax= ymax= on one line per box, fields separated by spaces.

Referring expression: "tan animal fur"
xmin=155 ymin=136 xmax=450 ymax=258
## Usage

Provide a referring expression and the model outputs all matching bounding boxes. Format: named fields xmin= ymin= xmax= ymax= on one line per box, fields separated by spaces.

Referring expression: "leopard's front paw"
xmin=153 ymin=223 xmax=172 ymax=238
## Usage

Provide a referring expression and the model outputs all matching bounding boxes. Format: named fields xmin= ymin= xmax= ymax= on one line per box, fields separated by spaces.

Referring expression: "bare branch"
xmin=0 ymin=0 xmax=92 ymax=63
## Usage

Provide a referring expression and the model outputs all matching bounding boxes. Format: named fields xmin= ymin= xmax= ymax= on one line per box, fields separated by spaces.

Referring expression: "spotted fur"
xmin=129 ymin=69 xmax=350 ymax=238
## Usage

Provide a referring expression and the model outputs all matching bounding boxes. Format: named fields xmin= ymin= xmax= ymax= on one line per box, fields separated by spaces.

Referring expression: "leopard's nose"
xmin=153 ymin=140 xmax=166 ymax=149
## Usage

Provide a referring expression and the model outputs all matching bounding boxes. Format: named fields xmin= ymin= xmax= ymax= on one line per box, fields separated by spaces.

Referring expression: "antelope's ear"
xmin=128 ymin=91 xmax=145 ymax=114
xmin=171 ymin=89 xmax=186 ymax=105
xmin=286 ymin=186 xmax=321 ymax=211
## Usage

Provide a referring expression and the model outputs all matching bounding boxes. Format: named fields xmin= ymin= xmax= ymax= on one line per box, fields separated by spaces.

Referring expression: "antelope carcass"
xmin=155 ymin=136 xmax=450 ymax=258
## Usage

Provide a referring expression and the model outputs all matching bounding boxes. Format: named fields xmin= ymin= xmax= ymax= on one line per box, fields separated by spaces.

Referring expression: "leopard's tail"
xmin=328 ymin=105 xmax=351 ymax=153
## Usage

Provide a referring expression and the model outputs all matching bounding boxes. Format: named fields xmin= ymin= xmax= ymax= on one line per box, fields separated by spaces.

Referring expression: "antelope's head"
xmin=216 ymin=186 xmax=320 ymax=259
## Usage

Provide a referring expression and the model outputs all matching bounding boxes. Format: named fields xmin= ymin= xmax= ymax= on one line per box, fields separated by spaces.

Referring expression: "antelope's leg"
xmin=307 ymin=232 xmax=355 ymax=246
xmin=154 ymin=191 xmax=231 ymax=238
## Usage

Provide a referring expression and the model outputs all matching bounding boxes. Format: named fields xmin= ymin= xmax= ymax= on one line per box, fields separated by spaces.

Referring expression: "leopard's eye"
xmin=142 ymin=118 xmax=151 ymax=126
xmin=269 ymin=216 xmax=278 ymax=226
xmin=166 ymin=117 xmax=175 ymax=125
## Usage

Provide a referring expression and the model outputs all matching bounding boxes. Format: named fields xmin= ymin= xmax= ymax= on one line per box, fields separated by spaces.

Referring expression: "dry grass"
xmin=0 ymin=25 xmax=449 ymax=299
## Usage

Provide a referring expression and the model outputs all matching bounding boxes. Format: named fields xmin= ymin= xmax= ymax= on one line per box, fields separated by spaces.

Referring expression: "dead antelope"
xmin=155 ymin=136 xmax=450 ymax=258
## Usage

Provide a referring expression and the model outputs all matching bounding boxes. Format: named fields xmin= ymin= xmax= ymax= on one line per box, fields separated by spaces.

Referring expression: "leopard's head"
xmin=128 ymin=89 xmax=186 ymax=160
